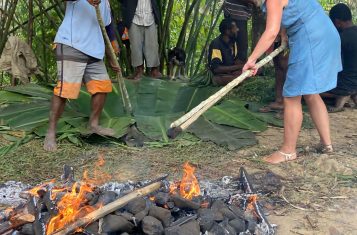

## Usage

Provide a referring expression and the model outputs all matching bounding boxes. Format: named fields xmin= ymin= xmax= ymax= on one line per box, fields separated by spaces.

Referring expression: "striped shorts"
xmin=54 ymin=44 xmax=112 ymax=99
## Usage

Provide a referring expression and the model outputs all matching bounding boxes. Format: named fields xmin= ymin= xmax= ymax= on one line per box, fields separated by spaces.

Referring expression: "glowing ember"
xmin=170 ymin=162 xmax=201 ymax=200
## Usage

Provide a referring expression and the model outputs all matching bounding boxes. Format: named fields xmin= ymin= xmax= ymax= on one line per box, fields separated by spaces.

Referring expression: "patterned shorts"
xmin=54 ymin=44 xmax=112 ymax=99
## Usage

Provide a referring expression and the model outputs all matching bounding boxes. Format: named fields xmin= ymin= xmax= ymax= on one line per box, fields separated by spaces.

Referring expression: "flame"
xmin=246 ymin=194 xmax=259 ymax=219
xmin=45 ymin=156 xmax=111 ymax=235
xmin=170 ymin=162 xmax=201 ymax=200
xmin=26 ymin=180 xmax=56 ymax=197
xmin=46 ymin=182 xmax=96 ymax=235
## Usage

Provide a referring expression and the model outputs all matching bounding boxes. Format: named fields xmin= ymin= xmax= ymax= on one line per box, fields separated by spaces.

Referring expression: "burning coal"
xmin=0 ymin=159 xmax=275 ymax=235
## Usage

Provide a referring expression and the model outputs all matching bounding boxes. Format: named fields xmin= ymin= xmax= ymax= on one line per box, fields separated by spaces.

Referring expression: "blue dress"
xmin=263 ymin=0 xmax=342 ymax=97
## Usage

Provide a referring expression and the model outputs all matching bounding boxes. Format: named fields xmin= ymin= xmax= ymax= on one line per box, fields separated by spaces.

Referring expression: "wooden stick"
xmin=0 ymin=212 xmax=35 ymax=234
xmin=169 ymin=42 xmax=287 ymax=132
xmin=95 ymin=6 xmax=133 ymax=115
xmin=50 ymin=181 xmax=162 ymax=235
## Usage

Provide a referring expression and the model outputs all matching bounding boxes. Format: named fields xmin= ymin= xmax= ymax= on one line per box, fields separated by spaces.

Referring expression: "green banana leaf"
xmin=0 ymin=77 xmax=283 ymax=150
xmin=188 ymin=116 xmax=257 ymax=150
xmin=205 ymin=99 xmax=268 ymax=132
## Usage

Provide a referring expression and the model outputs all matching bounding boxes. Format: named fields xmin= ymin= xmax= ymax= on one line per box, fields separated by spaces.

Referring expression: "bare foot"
xmin=150 ymin=68 xmax=162 ymax=78
xmin=263 ymin=151 xmax=297 ymax=164
xmin=90 ymin=126 xmax=115 ymax=137
xmin=44 ymin=133 xmax=57 ymax=152
xmin=259 ymin=101 xmax=284 ymax=112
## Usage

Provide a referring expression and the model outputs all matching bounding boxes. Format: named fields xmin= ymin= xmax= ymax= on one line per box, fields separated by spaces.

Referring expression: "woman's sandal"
xmin=316 ymin=143 xmax=334 ymax=154
xmin=263 ymin=151 xmax=297 ymax=164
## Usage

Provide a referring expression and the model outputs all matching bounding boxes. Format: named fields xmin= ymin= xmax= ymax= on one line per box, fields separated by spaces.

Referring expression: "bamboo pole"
xmin=168 ymin=42 xmax=287 ymax=138
xmin=50 ymin=181 xmax=162 ymax=235
xmin=95 ymin=6 xmax=133 ymax=114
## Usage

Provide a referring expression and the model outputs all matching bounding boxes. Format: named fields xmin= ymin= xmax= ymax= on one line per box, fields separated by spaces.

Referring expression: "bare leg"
xmin=328 ymin=95 xmax=350 ymax=112
xmin=88 ymin=93 xmax=115 ymax=136
xmin=264 ymin=96 xmax=302 ymax=164
xmin=304 ymin=94 xmax=332 ymax=146
xmin=271 ymin=52 xmax=287 ymax=109
xmin=352 ymin=94 xmax=357 ymax=106
xmin=44 ymin=95 xmax=66 ymax=151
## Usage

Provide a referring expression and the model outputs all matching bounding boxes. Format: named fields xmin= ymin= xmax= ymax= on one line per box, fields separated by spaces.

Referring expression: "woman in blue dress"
xmin=243 ymin=0 xmax=342 ymax=164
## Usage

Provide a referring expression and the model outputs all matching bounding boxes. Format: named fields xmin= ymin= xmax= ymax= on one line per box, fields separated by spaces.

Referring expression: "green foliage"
xmin=2 ymin=0 xmax=356 ymax=81
xmin=0 ymin=79 xmax=287 ymax=152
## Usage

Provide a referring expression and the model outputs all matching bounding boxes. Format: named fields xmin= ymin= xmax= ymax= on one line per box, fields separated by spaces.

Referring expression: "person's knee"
xmin=303 ymin=94 xmax=320 ymax=103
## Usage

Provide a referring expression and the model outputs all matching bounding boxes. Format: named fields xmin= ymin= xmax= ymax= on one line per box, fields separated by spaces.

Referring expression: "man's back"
xmin=340 ymin=26 xmax=357 ymax=78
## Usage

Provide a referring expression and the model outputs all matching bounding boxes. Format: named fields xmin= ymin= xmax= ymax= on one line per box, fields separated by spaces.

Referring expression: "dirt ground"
xmin=0 ymin=109 xmax=356 ymax=235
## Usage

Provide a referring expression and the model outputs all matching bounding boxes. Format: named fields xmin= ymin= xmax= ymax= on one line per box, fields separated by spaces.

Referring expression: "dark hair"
xmin=329 ymin=3 xmax=352 ymax=22
xmin=219 ymin=18 xmax=234 ymax=35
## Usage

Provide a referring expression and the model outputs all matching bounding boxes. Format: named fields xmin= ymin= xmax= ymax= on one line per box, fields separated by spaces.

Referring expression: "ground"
xmin=0 ymin=109 xmax=356 ymax=235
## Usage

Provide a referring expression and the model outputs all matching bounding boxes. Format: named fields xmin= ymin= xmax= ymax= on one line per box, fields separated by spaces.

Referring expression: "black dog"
xmin=168 ymin=47 xmax=186 ymax=80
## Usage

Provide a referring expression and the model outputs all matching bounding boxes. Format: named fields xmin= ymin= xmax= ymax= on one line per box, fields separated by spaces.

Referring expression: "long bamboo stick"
xmin=95 ymin=6 xmax=133 ymax=115
xmin=50 ymin=181 xmax=162 ymax=235
xmin=168 ymin=42 xmax=287 ymax=138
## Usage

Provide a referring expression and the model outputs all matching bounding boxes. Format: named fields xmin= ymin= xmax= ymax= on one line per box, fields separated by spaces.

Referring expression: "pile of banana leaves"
xmin=0 ymin=77 xmax=284 ymax=154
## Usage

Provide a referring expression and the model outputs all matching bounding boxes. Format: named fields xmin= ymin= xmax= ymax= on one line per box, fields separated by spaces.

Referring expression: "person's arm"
xmin=243 ymin=0 xmax=284 ymax=75
xmin=214 ymin=64 xmax=244 ymax=74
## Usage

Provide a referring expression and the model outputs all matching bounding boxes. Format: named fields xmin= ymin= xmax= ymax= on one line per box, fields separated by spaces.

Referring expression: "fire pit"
xmin=0 ymin=160 xmax=275 ymax=235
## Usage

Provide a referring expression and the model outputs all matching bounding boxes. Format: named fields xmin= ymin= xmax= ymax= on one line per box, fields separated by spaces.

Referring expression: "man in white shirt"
xmin=120 ymin=0 xmax=161 ymax=80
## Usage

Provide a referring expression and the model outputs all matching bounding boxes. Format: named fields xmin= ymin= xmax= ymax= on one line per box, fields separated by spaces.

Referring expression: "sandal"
xmin=316 ymin=143 xmax=334 ymax=154
xmin=263 ymin=151 xmax=297 ymax=164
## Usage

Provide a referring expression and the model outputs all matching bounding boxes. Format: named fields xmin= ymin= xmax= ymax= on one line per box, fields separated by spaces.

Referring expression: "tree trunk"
xmin=251 ymin=6 xmax=265 ymax=49
xmin=27 ymin=0 xmax=34 ymax=46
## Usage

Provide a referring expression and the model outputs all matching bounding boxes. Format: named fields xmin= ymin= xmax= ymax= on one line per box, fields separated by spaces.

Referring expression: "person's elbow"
xmin=265 ymin=27 xmax=280 ymax=40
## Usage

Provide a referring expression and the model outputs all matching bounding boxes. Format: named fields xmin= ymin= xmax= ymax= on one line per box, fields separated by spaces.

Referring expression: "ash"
xmin=200 ymin=176 xmax=240 ymax=199
xmin=0 ymin=181 xmax=30 ymax=206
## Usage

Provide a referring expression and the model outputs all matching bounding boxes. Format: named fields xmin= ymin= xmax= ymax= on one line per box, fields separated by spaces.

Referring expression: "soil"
xmin=0 ymin=109 xmax=356 ymax=235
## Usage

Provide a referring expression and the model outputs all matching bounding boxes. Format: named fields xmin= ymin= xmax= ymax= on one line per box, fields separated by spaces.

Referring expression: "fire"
xmin=26 ymin=179 xmax=56 ymax=197
xmin=170 ymin=162 xmax=201 ymax=200
xmin=25 ymin=156 xmax=112 ymax=235
xmin=46 ymin=182 xmax=96 ymax=235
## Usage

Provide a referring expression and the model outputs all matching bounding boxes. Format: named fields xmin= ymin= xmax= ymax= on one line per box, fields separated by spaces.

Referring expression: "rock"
xmin=229 ymin=218 xmax=246 ymax=234
xmin=116 ymin=211 xmax=134 ymax=221
xmin=124 ymin=197 xmax=147 ymax=214
xmin=135 ymin=207 xmax=149 ymax=223
xmin=219 ymin=220 xmax=236 ymax=235
xmin=171 ymin=195 xmax=200 ymax=210
xmin=165 ymin=220 xmax=201 ymax=235
xmin=101 ymin=214 xmax=134 ymax=233
xmin=208 ymin=221 xmax=236 ymax=235
xmin=197 ymin=209 xmax=216 ymax=232
xmin=149 ymin=206 xmax=173 ymax=227
xmin=19 ymin=223 xmax=34 ymax=235
xmin=247 ymin=218 xmax=257 ymax=234
xmin=210 ymin=200 xmax=226 ymax=211
xmin=207 ymin=222 xmax=226 ymax=235
xmin=85 ymin=221 xmax=99 ymax=234
xmin=142 ymin=216 xmax=164 ymax=235
xmin=155 ymin=192 xmax=170 ymax=207
xmin=228 ymin=205 xmax=245 ymax=220
xmin=96 ymin=191 xmax=117 ymax=206
xmin=180 ymin=220 xmax=201 ymax=235
xmin=219 ymin=207 xmax=236 ymax=220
